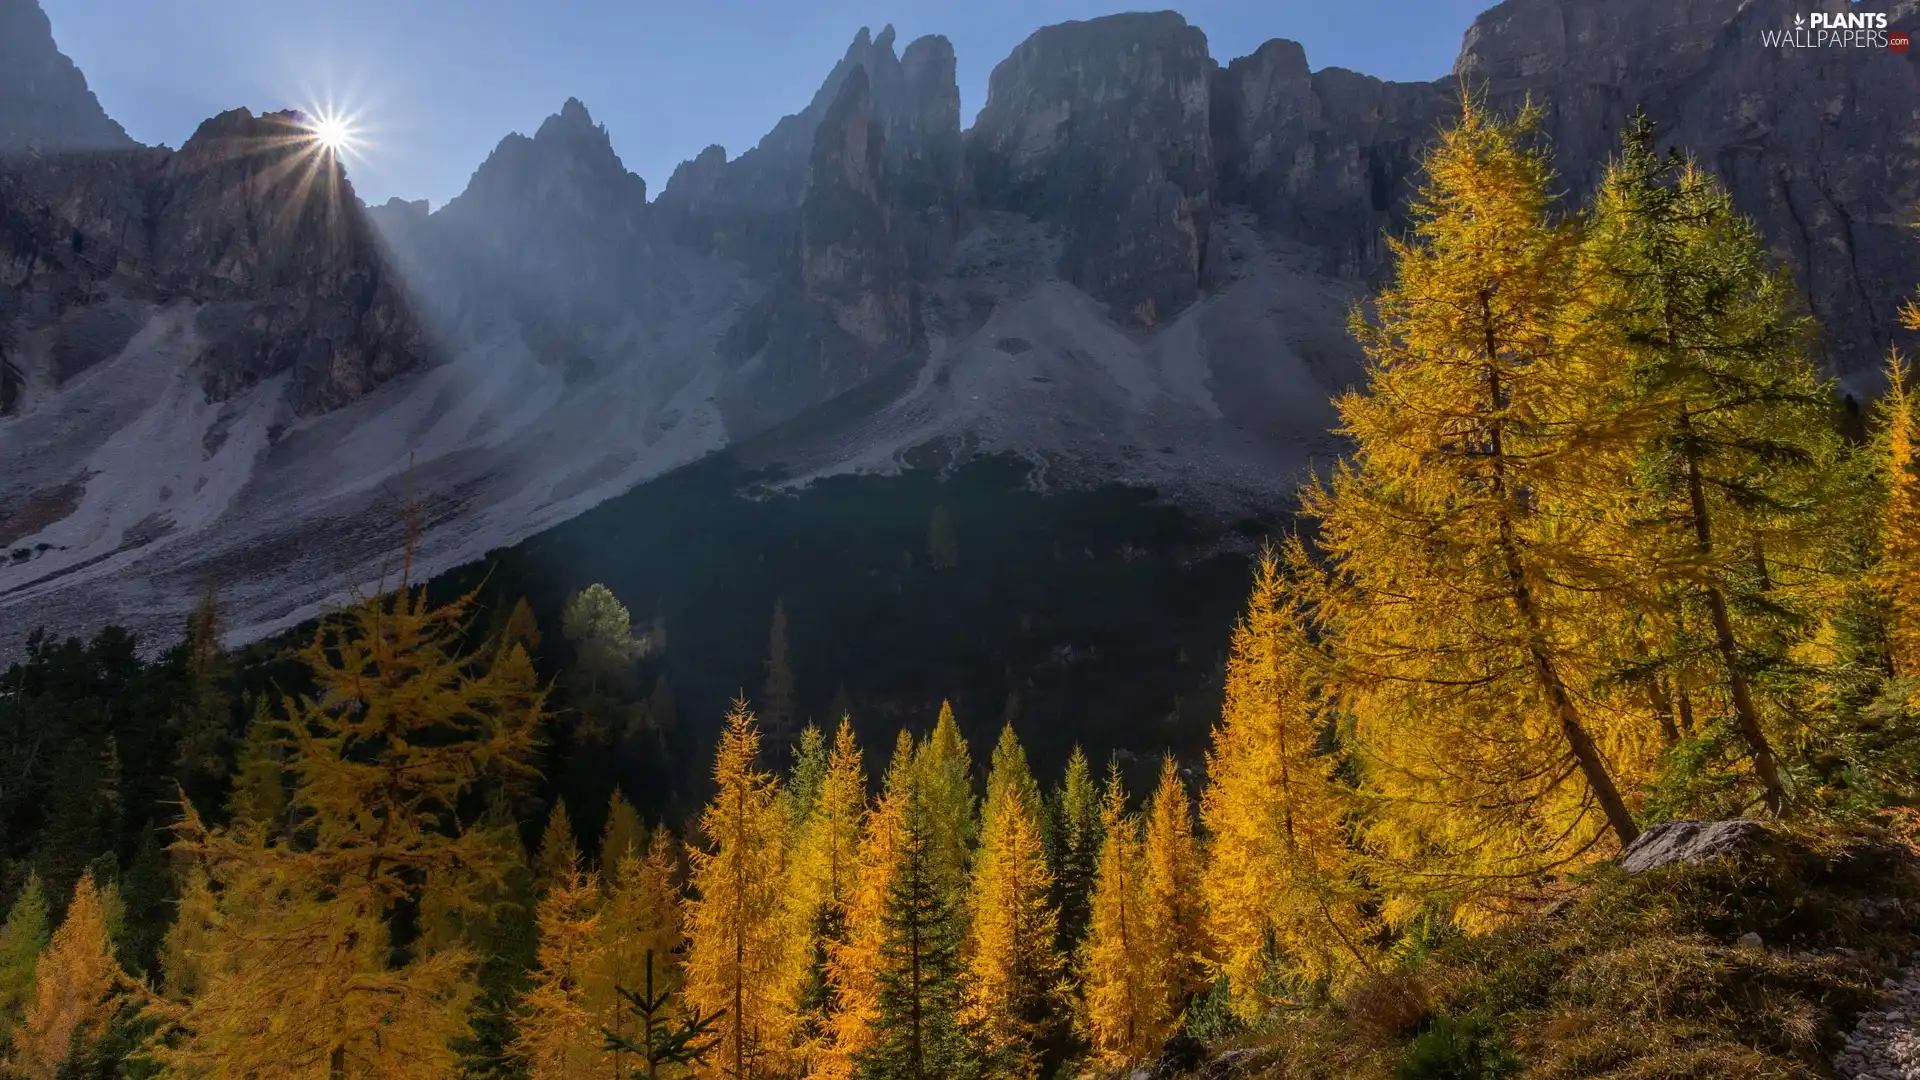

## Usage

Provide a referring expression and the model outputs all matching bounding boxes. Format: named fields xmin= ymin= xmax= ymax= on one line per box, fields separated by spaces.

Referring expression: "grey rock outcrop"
xmin=152 ymin=109 xmax=427 ymax=412
xmin=968 ymin=12 xmax=1216 ymax=327
xmin=412 ymin=97 xmax=663 ymax=366
xmin=1836 ymin=971 xmax=1920 ymax=1080
xmin=1620 ymin=819 xmax=1775 ymax=874
xmin=1211 ymin=42 xmax=1443 ymax=277
xmin=657 ymin=26 xmax=967 ymax=428
xmin=1 ymin=102 xmax=426 ymax=417
xmin=0 ymin=0 xmax=133 ymax=154
xmin=796 ymin=67 xmax=915 ymax=372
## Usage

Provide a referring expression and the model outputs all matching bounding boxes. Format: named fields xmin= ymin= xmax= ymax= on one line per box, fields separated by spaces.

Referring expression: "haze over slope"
xmin=1 ymin=0 xmax=1915 ymax=653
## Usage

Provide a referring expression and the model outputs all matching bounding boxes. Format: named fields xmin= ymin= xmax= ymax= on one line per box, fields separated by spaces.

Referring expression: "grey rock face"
xmin=1453 ymin=0 xmax=1920 ymax=391
xmin=654 ymin=25 xmax=930 ymax=271
xmin=0 ymin=0 xmax=132 ymax=154
xmin=968 ymin=11 xmax=1215 ymax=327
xmin=1 ymin=104 xmax=426 ymax=417
xmin=650 ymin=27 xmax=967 ymax=428
xmin=412 ymin=97 xmax=662 ymax=366
xmin=1212 ymin=44 xmax=1444 ymax=277
xmin=799 ymin=67 xmax=914 ymax=365
xmin=150 ymin=109 xmax=427 ymax=413
xmin=1620 ymin=819 xmax=1774 ymax=874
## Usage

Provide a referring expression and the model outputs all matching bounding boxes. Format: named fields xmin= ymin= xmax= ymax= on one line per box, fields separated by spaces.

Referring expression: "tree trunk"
xmin=1483 ymin=316 xmax=1640 ymax=850
xmin=1679 ymin=414 xmax=1786 ymax=816
xmin=1648 ymin=677 xmax=1681 ymax=745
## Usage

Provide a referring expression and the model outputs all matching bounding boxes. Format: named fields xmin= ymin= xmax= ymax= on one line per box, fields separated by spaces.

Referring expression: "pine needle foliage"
xmin=1582 ymin=112 xmax=1846 ymax=815
xmin=824 ymin=732 xmax=917 ymax=1080
xmin=149 ymin=582 xmax=547 ymax=1079
xmin=853 ymin=782 xmax=979 ymax=1080
xmin=1305 ymin=98 xmax=1653 ymax=920
xmin=1203 ymin=555 xmax=1377 ymax=1015
xmin=682 ymin=700 xmax=797 ymax=1080
xmin=963 ymin=726 xmax=1064 ymax=1080
xmin=515 ymin=864 xmax=609 ymax=1080
xmin=1080 ymin=767 xmax=1154 ymax=1066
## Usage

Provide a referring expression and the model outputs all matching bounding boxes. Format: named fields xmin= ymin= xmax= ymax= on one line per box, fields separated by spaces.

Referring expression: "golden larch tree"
xmin=596 ymin=824 xmax=688 ymax=1076
xmin=1203 ymin=554 xmax=1377 ymax=1017
xmin=514 ymin=864 xmax=609 ymax=1080
xmin=1080 ymin=766 xmax=1153 ymax=1066
xmin=537 ymin=799 xmax=583 ymax=896
xmin=1306 ymin=99 xmax=1654 ymax=920
xmin=1885 ymin=353 xmax=1920 ymax=681
xmin=149 ymin=584 xmax=546 ymax=1080
xmin=963 ymin=725 xmax=1063 ymax=1080
xmin=1141 ymin=756 xmax=1207 ymax=1022
xmin=10 ymin=872 xmax=130 ymax=1080
xmin=683 ymin=700 xmax=799 ymax=1080
xmin=157 ymin=865 xmax=215 ymax=1003
xmin=824 ymin=731 xmax=916 ymax=1080
xmin=225 ymin=695 xmax=287 ymax=831
xmin=913 ymin=702 xmax=977 ymax=907
xmin=601 ymin=788 xmax=645 ymax=878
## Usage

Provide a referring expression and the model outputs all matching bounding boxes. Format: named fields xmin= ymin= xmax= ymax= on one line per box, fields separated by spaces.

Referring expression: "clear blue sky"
xmin=39 ymin=0 xmax=1495 ymax=209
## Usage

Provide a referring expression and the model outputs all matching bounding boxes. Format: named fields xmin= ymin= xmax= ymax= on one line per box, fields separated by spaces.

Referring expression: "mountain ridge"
xmin=1 ymin=0 xmax=1915 ymax=656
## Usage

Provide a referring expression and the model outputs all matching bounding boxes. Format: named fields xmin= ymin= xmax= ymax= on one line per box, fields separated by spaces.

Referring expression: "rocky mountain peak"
xmin=146 ymin=108 xmax=428 ymax=411
xmin=968 ymin=10 xmax=1215 ymax=326
xmin=441 ymin=97 xmax=647 ymax=228
xmin=0 ymin=0 xmax=135 ymax=155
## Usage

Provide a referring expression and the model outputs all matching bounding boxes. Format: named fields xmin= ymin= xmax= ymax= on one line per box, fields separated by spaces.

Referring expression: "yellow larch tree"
xmin=596 ymin=826 xmax=687 ymax=1076
xmin=963 ymin=725 xmax=1063 ymax=1080
xmin=786 ymin=723 xmax=832 ymax=834
xmin=683 ymin=700 xmax=799 ymax=1080
xmin=514 ymin=863 xmax=608 ymax=1080
xmin=224 ymin=695 xmax=287 ymax=832
xmin=1305 ymin=98 xmax=1655 ymax=922
xmin=1141 ymin=756 xmax=1207 ymax=1023
xmin=157 ymin=865 xmax=216 ymax=1003
xmin=149 ymin=583 xmax=546 ymax=1080
xmin=537 ymin=799 xmax=583 ymax=896
xmin=1885 ymin=352 xmax=1920 ymax=681
xmin=790 ymin=721 xmax=867 ymax=929
xmin=823 ymin=730 xmax=916 ymax=1080
xmin=601 ymin=788 xmax=645 ymax=878
xmin=10 ymin=872 xmax=132 ymax=1080
xmin=1202 ymin=554 xmax=1377 ymax=1018
xmin=1080 ymin=765 xmax=1153 ymax=1066
xmin=913 ymin=702 xmax=977 ymax=907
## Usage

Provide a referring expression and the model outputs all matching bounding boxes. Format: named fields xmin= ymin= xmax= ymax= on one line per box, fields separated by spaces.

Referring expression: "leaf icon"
xmin=1794 ymin=12 xmax=1805 ymax=26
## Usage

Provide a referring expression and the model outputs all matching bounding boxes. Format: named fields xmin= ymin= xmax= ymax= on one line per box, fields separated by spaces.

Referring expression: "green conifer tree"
xmin=1583 ymin=114 xmax=1852 ymax=815
xmin=0 ymin=872 xmax=51 ymax=1045
xmin=1045 ymin=748 xmax=1102 ymax=955
xmin=854 ymin=786 xmax=978 ymax=1080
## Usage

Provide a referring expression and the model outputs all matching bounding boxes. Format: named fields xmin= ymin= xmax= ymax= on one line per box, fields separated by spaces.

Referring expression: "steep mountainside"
xmin=1 ymin=0 xmax=1916 ymax=654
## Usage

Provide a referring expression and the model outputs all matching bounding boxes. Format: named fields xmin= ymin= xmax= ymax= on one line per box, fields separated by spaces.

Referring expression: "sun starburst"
xmin=303 ymin=110 xmax=358 ymax=157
